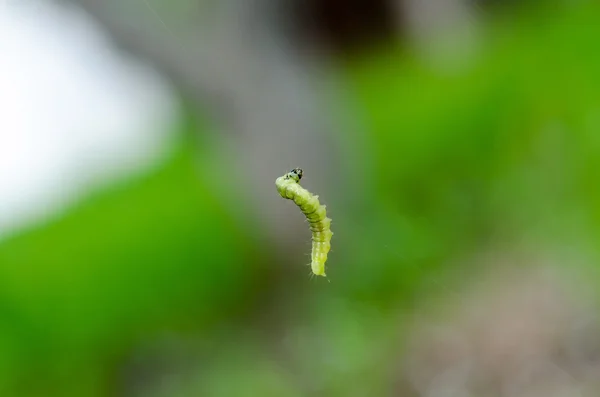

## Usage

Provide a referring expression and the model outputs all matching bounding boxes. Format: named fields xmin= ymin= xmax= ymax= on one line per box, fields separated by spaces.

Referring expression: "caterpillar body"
xmin=275 ymin=168 xmax=333 ymax=277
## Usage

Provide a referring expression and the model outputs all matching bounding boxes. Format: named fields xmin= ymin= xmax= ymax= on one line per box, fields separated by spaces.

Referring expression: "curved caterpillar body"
xmin=275 ymin=168 xmax=333 ymax=277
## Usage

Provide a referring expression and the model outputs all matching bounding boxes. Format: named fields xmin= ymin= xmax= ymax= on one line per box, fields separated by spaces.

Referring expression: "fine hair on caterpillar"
xmin=275 ymin=168 xmax=333 ymax=278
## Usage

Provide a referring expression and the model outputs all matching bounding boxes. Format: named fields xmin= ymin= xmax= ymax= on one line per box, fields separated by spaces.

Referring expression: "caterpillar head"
xmin=286 ymin=168 xmax=303 ymax=183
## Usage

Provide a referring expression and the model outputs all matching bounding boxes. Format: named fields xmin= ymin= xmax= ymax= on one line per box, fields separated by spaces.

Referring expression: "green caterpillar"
xmin=275 ymin=168 xmax=333 ymax=277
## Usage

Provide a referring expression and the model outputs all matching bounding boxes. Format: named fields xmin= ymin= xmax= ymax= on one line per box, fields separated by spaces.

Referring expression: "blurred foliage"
xmin=2 ymin=1 xmax=600 ymax=396
xmin=0 ymin=137 xmax=271 ymax=396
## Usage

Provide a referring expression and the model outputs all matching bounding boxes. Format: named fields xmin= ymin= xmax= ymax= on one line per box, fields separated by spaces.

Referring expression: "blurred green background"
xmin=2 ymin=1 xmax=600 ymax=396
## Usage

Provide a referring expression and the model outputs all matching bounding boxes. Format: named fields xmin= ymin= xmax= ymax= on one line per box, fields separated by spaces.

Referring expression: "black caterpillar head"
xmin=287 ymin=168 xmax=303 ymax=182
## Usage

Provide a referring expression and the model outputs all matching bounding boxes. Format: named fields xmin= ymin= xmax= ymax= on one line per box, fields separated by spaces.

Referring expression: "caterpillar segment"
xmin=275 ymin=168 xmax=333 ymax=277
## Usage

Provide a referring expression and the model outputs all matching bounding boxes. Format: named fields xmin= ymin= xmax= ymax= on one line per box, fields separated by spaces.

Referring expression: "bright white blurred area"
xmin=0 ymin=0 xmax=179 ymax=240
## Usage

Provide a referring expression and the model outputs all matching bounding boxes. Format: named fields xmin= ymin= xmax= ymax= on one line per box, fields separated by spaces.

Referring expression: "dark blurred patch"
xmin=290 ymin=0 xmax=397 ymax=55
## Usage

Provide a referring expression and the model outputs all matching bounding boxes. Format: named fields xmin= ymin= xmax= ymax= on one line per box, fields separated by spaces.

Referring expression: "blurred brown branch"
xmin=54 ymin=0 xmax=360 ymax=260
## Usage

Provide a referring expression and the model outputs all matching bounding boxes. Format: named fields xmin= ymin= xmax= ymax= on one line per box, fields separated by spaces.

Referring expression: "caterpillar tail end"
xmin=310 ymin=262 xmax=327 ymax=277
